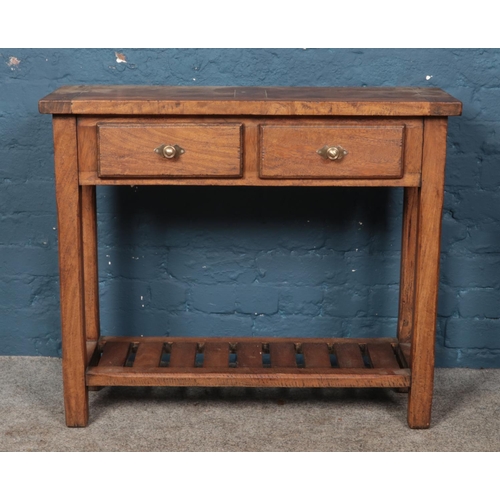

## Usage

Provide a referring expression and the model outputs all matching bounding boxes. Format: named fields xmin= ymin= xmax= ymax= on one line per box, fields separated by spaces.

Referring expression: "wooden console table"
xmin=39 ymin=86 xmax=462 ymax=428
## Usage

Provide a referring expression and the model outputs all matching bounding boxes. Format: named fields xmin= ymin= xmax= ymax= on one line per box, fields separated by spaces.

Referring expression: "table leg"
xmin=53 ymin=116 xmax=88 ymax=427
xmin=398 ymin=187 xmax=419 ymax=345
xmin=407 ymin=118 xmax=448 ymax=429
xmin=82 ymin=185 xmax=100 ymax=343
xmin=82 ymin=185 xmax=103 ymax=392
xmin=395 ymin=187 xmax=419 ymax=393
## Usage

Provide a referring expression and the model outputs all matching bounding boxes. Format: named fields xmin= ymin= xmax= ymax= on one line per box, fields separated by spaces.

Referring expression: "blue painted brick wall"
xmin=1 ymin=48 xmax=499 ymax=367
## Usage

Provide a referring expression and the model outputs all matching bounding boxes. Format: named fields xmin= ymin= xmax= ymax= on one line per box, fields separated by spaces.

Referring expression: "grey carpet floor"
xmin=1 ymin=356 xmax=498 ymax=451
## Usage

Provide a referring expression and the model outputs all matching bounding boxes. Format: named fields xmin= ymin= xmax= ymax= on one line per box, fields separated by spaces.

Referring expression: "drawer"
xmin=97 ymin=123 xmax=243 ymax=178
xmin=259 ymin=125 xmax=405 ymax=179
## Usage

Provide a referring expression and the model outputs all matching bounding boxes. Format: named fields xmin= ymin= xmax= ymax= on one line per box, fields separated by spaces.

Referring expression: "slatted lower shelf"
xmin=87 ymin=337 xmax=411 ymax=388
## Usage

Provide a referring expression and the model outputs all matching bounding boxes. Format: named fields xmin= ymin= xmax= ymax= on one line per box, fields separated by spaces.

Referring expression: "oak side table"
xmin=39 ymin=86 xmax=462 ymax=428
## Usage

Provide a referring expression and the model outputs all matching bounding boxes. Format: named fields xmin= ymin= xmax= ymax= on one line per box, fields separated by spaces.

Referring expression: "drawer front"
xmin=98 ymin=123 xmax=243 ymax=178
xmin=260 ymin=125 xmax=405 ymax=179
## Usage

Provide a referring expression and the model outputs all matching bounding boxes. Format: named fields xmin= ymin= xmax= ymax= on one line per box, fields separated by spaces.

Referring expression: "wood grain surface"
xmin=203 ymin=342 xmax=230 ymax=369
xmin=260 ymin=125 xmax=404 ymax=179
xmin=97 ymin=123 xmax=242 ymax=178
xmin=269 ymin=342 xmax=297 ymax=368
xmin=86 ymin=337 xmax=410 ymax=388
xmin=86 ymin=369 xmax=411 ymax=388
xmin=407 ymin=118 xmax=448 ymax=429
xmin=133 ymin=342 xmax=164 ymax=368
xmin=99 ymin=342 xmax=130 ymax=367
xmin=78 ymin=116 xmax=423 ymax=187
xmin=81 ymin=186 xmax=100 ymax=341
xmin=366 ymin=343 xmax=401 ymax=370
xmin=398 ymin=187 xmax=419 ymax=343
xmin=39 ymin=86 xmax=462 ymax=116
xmin=52 ymin=116 xmax=88 ymax=427
xmin=335 ymin=343 xmax=366 ymax=369
xmin=42 ymin=86 xmax=461 ymax=428
xmin=301 ymin=343 xmax=331 ymax=368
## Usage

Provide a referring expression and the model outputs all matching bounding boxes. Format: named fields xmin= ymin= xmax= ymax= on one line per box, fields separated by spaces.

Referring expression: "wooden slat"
xmin=237 ymin=342 xmax=263 ymax=368
xmin=366 ymin=343 xmax=400 ymax=370
xmin=99 ymin=336 xmax=397 ymax=345
xmin=133 ymin=342 xmax=164 ymax=368
xmin=88 ymin=367 xmax=407 ymax=375
xmin=203 ymin=342 xmax=230 ymax=368
xmin=86 ymin=367 xmax=411 ymax=388
xmin=335 ymin=343 xmax=365 ymax=369
xmin=269 ymin=342 xmax=297 ymax=368
xmin=302 ymin=343 xmax=331 ymax=368
xmin=169 ymin=342 xmax=197 ymax=368
xmin=99 ymin=342 xmax=131 ymax=367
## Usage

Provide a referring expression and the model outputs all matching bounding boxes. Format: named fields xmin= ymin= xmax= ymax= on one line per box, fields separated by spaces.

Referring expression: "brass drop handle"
xmin=154 ymin=144 xmax=185 ymax=159
xmin=317 ymin=145 xmax=348 ymax=161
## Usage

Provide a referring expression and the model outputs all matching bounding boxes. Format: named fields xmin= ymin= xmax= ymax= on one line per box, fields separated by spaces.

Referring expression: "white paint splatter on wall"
xmin=115 ymin=52 xmax=127 ymax=64
xmin=7 ymin=56 xmax=20 ymax=70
